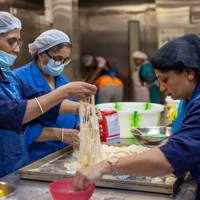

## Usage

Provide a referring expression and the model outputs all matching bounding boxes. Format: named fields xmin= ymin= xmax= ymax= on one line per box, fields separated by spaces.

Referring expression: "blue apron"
xmin=172 ymin=90 xmax=200 ymax=183
xmin=0 ymin=68 xmax=29 ymax=177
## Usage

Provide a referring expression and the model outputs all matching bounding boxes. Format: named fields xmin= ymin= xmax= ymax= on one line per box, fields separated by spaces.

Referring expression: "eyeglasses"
xmin=45 ymin=53 xmax=71 ymax=66
xmin=7 ymin=38 xmax=23 ymax=49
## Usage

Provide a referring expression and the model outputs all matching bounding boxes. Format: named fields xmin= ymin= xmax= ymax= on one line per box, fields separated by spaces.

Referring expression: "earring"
xmin=188 ymin=75 xmax=194 ymax=81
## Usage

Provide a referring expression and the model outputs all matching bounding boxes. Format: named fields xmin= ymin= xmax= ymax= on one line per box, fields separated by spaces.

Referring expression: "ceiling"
xmin=2 ymin=0 xmax=155 ymax=9
xmin=79 ymin=0 xmax=155 ymax=7
xmin=19 ymin=0 xmax=44 ymax=7
xmin=0 ymin=0 xmax=44 ymax=11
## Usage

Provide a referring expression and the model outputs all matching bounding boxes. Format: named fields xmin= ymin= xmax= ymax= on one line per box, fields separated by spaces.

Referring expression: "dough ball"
xmin=151 ymin=177 xmax=163 ymax=184
xmin=165 ymin=176 xmax=177 ymax=185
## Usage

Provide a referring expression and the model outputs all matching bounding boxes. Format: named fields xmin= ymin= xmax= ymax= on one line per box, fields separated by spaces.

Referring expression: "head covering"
xmin=152 ymin=34 xmax=200 ymax=71
xmin=28 ymin=29 xmax=71 ymax=57
xmin=0 ymin=11 xmax=22 ymax=34
xmin=132 ymin=50 xmax=148 ymax=60
xmin=82 ymin=55 xmax=93 ymax=67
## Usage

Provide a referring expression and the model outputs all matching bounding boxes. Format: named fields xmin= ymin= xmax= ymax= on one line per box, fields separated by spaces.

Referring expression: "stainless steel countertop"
xmin=1 ymin=113 xmax=196 ymax=200
xmin=0 ymin=171 xmax=197 ymax=200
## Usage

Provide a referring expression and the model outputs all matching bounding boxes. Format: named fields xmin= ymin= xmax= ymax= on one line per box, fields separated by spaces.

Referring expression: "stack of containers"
xmin=165 ymin=96 xmax=180 ymax=124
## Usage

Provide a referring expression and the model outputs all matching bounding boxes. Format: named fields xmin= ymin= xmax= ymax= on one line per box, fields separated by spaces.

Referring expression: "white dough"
xmin=165 ymin=176 xmax=177 ymax=185
xmin=151 ymin=177 xmax=163 ymax=184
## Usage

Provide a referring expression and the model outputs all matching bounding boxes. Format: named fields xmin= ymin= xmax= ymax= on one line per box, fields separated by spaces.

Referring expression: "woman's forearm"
xmin=59 ymin=100 xmax=79 ymax=114
xmin=74 ymin=147 xmax=173 ymax=192
xmin=22 ymin=86 xmax=66 ymax=124
xmin=22 ymin=82 xmax=97 ymax=124
xmin=34 ymin=127 xmax=61 ymax=142
xmin=102 ymin=147 xmax=173 ymax=177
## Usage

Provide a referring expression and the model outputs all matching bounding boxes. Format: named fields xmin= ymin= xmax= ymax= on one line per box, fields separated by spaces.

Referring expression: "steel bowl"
xmin=131 ymin=126 xmax=172 ymax=145
xmin=0 ymin=181 xmax=18 ymax=199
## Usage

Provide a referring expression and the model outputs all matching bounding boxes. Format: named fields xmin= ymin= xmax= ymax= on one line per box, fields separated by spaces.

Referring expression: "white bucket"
xmin=96 ymin=102 xmax=164 ymax=138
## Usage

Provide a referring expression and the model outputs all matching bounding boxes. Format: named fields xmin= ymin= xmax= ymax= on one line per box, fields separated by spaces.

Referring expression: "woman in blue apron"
xmin=73 ymin=34 xmax=200 ymax=199
xmin=14 ymin=30 xmax=80 ymax=162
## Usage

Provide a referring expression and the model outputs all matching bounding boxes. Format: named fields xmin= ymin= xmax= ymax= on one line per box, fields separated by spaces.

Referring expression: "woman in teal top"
xmin=14 ymin=29 xmax=80 ymax=162
xmin=132 ymin=51 xmax=160 ymax=103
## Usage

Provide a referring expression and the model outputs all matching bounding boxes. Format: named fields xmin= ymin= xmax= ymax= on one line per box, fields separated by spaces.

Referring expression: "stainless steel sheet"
xmin=19 ymin=145 xmax=183 ymax=196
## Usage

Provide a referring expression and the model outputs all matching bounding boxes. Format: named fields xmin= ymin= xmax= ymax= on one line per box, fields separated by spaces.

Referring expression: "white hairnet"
xmin=82 ymin=55 xmax=93 ymax=67
xmin=132 ymin=50 xmax=148 ymax=60
xmin=0 ymin=11 xmax=22 ymax=34
xmin=28 ymin=29 xmax=71 ymax=57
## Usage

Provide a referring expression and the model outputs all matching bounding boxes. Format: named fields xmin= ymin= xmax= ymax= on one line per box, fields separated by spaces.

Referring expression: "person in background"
xmin=132 ymin=50 xmax=160 ymax=103
xmin=14 ymin=29 xmax=80 ymax=162
xmin=73 ymin=34 xmax=200 ymax=199
xmin=82 ymin=55 xmax=124 ymax=103
xmin=0 ymin=11 xmax=96 ymax=177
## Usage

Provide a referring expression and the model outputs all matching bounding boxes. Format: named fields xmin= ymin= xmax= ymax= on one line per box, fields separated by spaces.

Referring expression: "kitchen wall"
xmin=0 ymin=0 xmax=49 ymax=69
xmin=1 ymin=0 xmax=200 ymax=101
xmin=79 ymin=0 xmax=156 ymax=101
xmin=79 ymin=0 xmax=200 ymax=101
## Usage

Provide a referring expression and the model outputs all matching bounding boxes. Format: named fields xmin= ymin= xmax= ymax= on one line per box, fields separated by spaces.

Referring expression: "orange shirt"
xmin=93 ymin=75 xmax=123 ymax=89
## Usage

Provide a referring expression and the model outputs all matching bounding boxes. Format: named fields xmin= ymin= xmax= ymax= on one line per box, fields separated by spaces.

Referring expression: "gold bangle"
xmin=34 ymin=97 xmax=44 ymax=114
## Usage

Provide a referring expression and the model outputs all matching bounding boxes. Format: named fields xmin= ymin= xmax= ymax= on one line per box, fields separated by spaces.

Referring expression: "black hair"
xmin=152 ymin=35 xmax=200 ymax=77
xmin=152 ymin=59 xmax=200 ymax=82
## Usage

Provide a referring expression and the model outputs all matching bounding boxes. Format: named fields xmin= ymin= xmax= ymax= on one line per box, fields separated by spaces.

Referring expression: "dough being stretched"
xmin=74 ymin=96 xmax=102 ymax=167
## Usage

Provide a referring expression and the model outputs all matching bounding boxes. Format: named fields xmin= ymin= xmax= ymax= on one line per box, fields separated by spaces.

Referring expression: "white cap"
xmin=0 ymin=11 xmax=22 ymax=34
xmin=96 ymin=57 xmax=106 ymax=68
xmin=28 ymin=29 xmax=71 ymax=57
xmin=132 ymin=50 xmax=148 ymax=60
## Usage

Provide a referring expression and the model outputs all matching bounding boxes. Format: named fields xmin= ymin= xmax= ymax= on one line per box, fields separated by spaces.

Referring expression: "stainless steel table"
xmin=0 ymin=172 xmax=197 ymax=200
xmin=1 ymin=113 xmax=197 ymax=200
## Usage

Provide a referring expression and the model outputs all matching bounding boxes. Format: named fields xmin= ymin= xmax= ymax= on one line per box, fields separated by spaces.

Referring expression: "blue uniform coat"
xmin=0 ymin=68 xmax=60 ymax=177
xmin=14 ymin=61 xmax=79 ymax=162
xmin=160 ymin=82 xmax=200 ymax=183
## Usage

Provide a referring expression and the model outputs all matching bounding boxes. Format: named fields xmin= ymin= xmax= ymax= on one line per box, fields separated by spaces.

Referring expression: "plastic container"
xmin=165 ymin=96 xmax=180 ymax=124
xmin=49 ymin=178 xmax=95 ymax=200
xmin=96 ymin=102 xmax=164 ymax=138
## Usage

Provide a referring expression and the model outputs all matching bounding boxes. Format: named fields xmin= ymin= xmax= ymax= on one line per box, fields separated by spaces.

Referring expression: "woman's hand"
xmin=62 ymin=82 xmax=97 ymax=100
xmin=95 ymin=108 xmax=102 ymax=122
xmin=62 ymin=129 xmax=80 ymax=149
xmin=79 ymin=103 xmax=102 ymax=122
xmin=73 ymin=161 xmax=106 ymax=191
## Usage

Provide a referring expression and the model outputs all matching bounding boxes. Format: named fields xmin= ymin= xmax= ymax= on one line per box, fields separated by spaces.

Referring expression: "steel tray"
xmin=19 ymin=145 xmax=184 ymax=196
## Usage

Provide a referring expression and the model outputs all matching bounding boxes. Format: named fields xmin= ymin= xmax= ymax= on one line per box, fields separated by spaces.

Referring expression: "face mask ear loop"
xmin=40 ymin=54 xmax=49 ymax=69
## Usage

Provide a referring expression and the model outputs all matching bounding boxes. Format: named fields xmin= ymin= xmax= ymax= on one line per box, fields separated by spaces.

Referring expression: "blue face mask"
xmin=0 ymin=50 xmax=17 ymax=69
xmin=41 ymin=58 xmax=65 ymax=77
